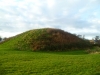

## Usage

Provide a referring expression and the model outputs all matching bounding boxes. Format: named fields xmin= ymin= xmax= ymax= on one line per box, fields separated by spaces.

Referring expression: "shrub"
xmin=86 ymin=47 xmax=100 ymax=54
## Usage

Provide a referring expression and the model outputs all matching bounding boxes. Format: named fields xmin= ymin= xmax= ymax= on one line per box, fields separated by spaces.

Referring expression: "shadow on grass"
xmin=35 ymin=50 xmax=88 ymax=55
xmin=0 ymin=48 xmax=88 ymax=55
xmin=0 ymin=62 xmax=7 ymax=75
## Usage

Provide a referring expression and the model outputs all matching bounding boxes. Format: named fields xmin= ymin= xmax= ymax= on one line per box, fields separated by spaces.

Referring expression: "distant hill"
xmin=0 ymin=28 xmax=91 ymax=51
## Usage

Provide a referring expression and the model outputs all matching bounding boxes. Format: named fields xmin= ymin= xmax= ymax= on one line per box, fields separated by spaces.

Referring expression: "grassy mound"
xmin=0 ymin=28 xmax=91 ymax=51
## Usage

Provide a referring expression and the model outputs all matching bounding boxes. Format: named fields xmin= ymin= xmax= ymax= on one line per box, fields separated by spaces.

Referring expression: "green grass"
xmin=0 ymin=48 xmax=100 ymax=75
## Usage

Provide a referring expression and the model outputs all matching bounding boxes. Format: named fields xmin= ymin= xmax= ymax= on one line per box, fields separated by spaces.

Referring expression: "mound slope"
xmin=1 ymin=28 xmax=91 ymax=51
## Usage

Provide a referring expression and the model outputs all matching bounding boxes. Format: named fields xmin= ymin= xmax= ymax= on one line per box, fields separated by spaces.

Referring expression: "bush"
xmin=86 ymin=47 xmax=100 ymax=54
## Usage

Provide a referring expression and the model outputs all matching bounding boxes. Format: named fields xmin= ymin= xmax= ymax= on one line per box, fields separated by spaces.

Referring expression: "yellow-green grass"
xmin=0 ymin=48 xmax=100 ymax=75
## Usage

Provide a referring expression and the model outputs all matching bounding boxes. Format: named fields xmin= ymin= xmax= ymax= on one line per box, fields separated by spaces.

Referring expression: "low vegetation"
xmin=86 ymin=47 xmax=100 ymax=54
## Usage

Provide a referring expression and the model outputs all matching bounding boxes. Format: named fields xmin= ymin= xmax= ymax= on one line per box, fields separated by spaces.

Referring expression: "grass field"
xmin=0 ymin=28 xmax=99 ymax=75
xmin=0 ymin=48 xmax=100 ymax=75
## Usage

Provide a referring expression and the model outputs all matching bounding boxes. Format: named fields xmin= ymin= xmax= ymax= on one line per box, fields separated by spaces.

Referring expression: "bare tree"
xmin=94 ymin=36 xmax=100 ymax=45
xmin=0 ymin=36 xmax=2 ymax=41
xmin=95 ymin=36 xmax=99 ymax=41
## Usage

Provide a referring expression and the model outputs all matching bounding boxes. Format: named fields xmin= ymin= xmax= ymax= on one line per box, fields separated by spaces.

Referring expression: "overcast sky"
xmin=0 ymin=0 xmax=100 ymax=39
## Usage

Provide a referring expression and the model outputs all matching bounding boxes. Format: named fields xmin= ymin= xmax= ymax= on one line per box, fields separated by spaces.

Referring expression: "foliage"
xmin=86 ymin=47 xmax=100 ymax=54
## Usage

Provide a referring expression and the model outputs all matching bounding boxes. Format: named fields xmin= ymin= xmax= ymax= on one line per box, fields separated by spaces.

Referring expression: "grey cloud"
xmin=0 ymin=0 xmax=100 ymax=39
